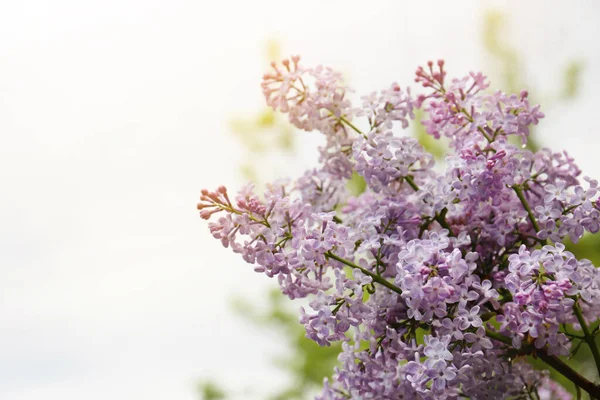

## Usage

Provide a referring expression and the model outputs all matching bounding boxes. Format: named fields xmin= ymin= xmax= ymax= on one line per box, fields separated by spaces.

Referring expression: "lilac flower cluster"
xmin=199 ymin=57 xmax=600 ymax=399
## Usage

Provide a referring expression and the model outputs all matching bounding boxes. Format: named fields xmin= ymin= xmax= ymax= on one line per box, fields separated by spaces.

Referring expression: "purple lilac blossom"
xmin=198 ymin=57 xmax=600 ymax=399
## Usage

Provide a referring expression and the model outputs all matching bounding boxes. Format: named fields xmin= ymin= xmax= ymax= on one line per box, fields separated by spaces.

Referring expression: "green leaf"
xmin=346 ymin=172 xmax=367 ymax=196
xmin=198 ymin=381 xmax=226 ymax=400
xmin=562 ymin=61 xmax=583 ymax=99
xmin=565 ymin=234 xmax=600 ymax=266
xmin=570 ymin=339 xmax=585 ymax=360
xmin=413 ymin=109 xmax=446 ymax=159
xmin=482 ymin=10 xmax=520 ymax=94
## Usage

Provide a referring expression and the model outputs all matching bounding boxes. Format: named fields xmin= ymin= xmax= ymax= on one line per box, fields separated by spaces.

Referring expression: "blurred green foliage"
xmin=230 ymin=109 xmax=294 ymax=181
xmin=346 ymin=172 xmax=367 ymax=197
xmin=198 ymin=381 xmax=226 ymax=400
xmin=483 ymin=10 xmax=521 ymax=94
xmin=228 ymin=38 xmax=294 ymax=182
xmin=413 ymin=108 xmax=446 ymax=160
xmin=562 ymin=61 xmax=583 ymax=100
xmin=232 ymin=290 xmax=341 ymax=400
xmin=480 ymin=10 xmax=584 ymax=154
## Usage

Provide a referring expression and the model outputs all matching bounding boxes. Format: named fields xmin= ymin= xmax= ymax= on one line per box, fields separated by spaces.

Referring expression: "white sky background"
xmin=0 ymin=1 xmax=599 ymax=399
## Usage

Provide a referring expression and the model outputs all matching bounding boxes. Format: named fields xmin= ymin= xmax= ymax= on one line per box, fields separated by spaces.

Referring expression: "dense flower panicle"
xmin=199 ymin=57 xmax=600 ymax=399
xmin=295 ymin=168 xmax=349 ymax=212
xmin=262 ymin=56 xmax=353 ymax=135
xmin=415 ymin=60 xmax=543 ymax=149
xmin=357 ymin=83 xmax=415 ymax=131
xmin=262 ymin=56 xmax=358 ymax=179
xmin=353 ymin=132 xmax=435 ymax=195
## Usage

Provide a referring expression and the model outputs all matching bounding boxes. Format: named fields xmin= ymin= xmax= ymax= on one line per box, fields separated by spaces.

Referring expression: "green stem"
xmin=512 ymin=185 xmax=540 ymax=232
xmin=477 ymin=126 xmax=493 ymax=143
xmin=484 ymin=329 xmax=513 ymax=346
xmin=339 ymin=115 xmax=365 ymax=137
xmin=220 ymin=204 xmax=271 ymax=228
xmin=512 ymin=185 xmax=546 ymax=244
xmin=326 ymin=110 xmax=366 ymax=138
xmin=435 ymin=208 xmax=454 ymax=236
xmin=485 ymin=329 xmax=600 ymax=398
xmin=574 ymin=302 xmax=600 ymax=378
xmin=404 ymin=175 xmax=419 ymax=192
xmin=459 ymin=107 xmax=493 ymax=143
xmin=325 ymin=251 xmax=402 ymax=295
xmin=536 ymin=351 xmax=600 ymax=399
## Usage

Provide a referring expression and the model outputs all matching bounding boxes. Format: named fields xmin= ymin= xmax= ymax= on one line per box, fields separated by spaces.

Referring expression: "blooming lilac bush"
xmin=198 ymin=57 xmax=600 ymax=399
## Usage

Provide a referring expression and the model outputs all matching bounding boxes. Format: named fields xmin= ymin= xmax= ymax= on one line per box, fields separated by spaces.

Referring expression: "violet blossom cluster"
xmin=198 ymin=57 xmax=600 ymax=399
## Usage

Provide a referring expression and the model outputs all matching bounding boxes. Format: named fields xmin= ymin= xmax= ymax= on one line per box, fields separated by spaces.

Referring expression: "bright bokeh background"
xmin=1 ymin=1 xmax=599 ymax=399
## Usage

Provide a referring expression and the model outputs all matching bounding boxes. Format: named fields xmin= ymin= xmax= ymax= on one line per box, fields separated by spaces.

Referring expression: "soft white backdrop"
xmin=1 ymin=1 xmax=599 ymax=399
